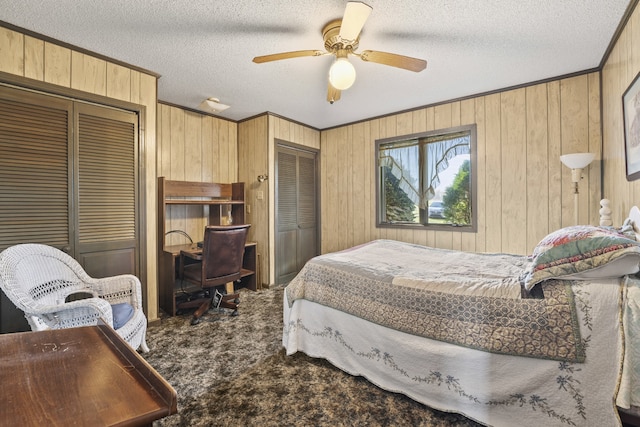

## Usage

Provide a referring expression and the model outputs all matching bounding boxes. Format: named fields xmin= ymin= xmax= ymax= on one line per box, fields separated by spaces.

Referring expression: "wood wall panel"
xmin=0 ymin=27 xmax=23 ymax=75
xmin=500 ymin=89 xmax=527 ymax=255
xmin=71 ymin=51 xmax=106 ymax=95
xmin=24 ymin=36 xmax=44 ymax=81
xmin=43 ymin=42 xmax=71 ymax=87
xmin=484 ymin=93 xmax=503 ymax=253
xmin=106 ymin=63 xmax=131 ymax=102
xmin=0 ymin=25 xmax=159 ymax=320
xmin=156 ymin=104 xmax=238 ymax=249
xmin=525 ymin=84 xmax=550 ymax=251
xmin=321 ymin=73 xmax=601 ymax=256
xmin=587 ymin=72 xmax=602 ymax=222
xmin=602 ymin=2 xmax=640 ymax=224
xmin=547 ymin=81 xmax=563 ymax=233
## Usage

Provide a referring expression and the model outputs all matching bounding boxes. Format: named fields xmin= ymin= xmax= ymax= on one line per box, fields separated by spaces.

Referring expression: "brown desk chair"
xmin=177 ymin=224 xmax=250 ymax=325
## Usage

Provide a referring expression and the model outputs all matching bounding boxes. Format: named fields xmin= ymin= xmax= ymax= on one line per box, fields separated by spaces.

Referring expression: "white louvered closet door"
xmin=276 ymin=145 xmax=318 ymax=285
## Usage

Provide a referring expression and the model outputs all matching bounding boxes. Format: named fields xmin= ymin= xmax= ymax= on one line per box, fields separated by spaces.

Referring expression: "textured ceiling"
xmin=0 ymin=0 xmax=632 ymax=129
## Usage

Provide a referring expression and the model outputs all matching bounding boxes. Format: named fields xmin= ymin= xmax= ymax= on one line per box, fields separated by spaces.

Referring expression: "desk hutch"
xmin=157 ymin=177 xmax=256 ymax=316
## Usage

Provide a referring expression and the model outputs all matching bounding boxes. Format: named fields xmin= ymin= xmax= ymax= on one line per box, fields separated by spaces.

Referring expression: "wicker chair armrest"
xmin=29 ymin=297 xmax=114 ymax=329
xmin=86 ymin=274 xmax=143 ymax=309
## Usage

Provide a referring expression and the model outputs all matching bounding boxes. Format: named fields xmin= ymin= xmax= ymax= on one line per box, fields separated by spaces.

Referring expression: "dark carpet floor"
xmin=143 ymin=286 xmax=481 ymax=426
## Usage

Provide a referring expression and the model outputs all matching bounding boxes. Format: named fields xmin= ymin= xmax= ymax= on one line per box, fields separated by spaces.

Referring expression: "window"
xmin=376 ymin=124 xmax=477 ymax=230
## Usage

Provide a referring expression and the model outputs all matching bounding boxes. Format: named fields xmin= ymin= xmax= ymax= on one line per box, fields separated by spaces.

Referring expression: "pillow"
xmin=523 ymin=225 xmax=640 ymax=291
xmin=111 ymin=303 xmax=134 ymax=330
xmin=629 ymin=206 xmax=640 ymax=241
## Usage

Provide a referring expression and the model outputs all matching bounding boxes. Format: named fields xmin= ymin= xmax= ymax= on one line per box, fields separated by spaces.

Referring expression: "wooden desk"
xmin=0 ymin=325 xmax=177 ymax=426
xmin=159 ymin=241 xmax=257 ymax=316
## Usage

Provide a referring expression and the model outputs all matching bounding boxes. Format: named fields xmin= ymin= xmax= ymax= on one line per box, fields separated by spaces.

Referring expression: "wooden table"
xmin=0 ymin=324 xmax=177 ymax=426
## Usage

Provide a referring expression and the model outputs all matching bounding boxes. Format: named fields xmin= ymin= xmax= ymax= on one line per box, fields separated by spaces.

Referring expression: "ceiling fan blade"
xmin=327 ymin=83 xmax=341 ymax=104
xmin=339 ymin=1 xmax=372 ymax=42
xmin=358 ymin=50 xmax=427 ymax=72
xmin=252 ymin=50 xmax=326 ymax=63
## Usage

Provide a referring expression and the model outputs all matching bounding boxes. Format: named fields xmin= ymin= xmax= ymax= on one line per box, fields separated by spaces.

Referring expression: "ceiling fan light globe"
xmin=329 ymin=58 xmax=356 ymax=90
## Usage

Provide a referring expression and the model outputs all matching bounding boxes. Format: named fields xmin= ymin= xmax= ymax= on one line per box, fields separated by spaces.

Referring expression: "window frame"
xmin=375 ymin=124 xmax=478 ymax=232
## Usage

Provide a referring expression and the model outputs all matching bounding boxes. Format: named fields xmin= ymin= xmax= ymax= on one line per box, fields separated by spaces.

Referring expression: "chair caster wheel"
xmin=233 ymin=298 xmax=240 ymax=304
xmin=191 ymin=317 xmax=201 ymax=325
xmin=231 ymin=310 xmax=239 ymax=317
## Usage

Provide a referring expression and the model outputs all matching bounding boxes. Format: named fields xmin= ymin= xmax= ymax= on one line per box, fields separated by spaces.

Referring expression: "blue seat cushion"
xmin=111 ymin=303 xmax=134 ymax=329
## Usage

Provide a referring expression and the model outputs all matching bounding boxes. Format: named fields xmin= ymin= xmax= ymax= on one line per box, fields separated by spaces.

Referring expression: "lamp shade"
xmin=560 ymin=153 xmax=595 ymax=169
xmin=328 ymin=58 xmax=356 ymax=90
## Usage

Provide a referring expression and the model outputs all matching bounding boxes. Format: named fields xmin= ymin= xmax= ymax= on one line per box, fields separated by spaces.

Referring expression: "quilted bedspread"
xmin=286 ymin=239 xmax=584 ymax=362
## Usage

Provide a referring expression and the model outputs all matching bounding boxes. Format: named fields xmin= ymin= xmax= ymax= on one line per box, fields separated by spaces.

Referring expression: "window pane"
xmin=428 ymin=154 xmax=471 ymax=225
xmin=379 ymin=143 xmax=420 ymax=224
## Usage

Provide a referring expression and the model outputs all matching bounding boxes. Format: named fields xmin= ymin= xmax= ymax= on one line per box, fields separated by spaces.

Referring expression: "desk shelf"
xmin=158 ymin=177 xmax=246 ymax=228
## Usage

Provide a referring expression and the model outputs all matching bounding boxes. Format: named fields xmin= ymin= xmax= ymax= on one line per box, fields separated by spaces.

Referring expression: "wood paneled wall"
xmin=238 ymin=115 xmax=270 ymax=287
xmin=157 ymin=103 xmax=238 ymax=248
xmin=602 ymin=2 xmax=640 ymax=222
xmin=321 ymin=74 xmax=601 ymax=256
xmin=238 ymin=114 xmax=320 ymax=286
xmin=0 ymin=25 xmax=160 ymax=320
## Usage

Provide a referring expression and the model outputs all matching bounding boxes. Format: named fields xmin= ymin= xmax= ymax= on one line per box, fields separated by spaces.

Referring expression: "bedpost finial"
xmin=599 ymin=199 xmax=612 ymax=227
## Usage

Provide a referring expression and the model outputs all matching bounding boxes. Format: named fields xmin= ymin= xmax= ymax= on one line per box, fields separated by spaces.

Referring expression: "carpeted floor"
xmin=143 ymin=286 xmax=481 ymax=426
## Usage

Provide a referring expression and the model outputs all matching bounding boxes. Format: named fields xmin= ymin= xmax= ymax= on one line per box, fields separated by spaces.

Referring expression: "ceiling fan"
xmin=252 ymin=1 xmax=427 ymax=104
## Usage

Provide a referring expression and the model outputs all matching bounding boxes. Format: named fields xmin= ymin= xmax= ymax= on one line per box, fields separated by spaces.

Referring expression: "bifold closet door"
xmin=75 ymin=103 xmax=138 ymax=278
xmin=275 ymin=145 xmax=318 ymax=285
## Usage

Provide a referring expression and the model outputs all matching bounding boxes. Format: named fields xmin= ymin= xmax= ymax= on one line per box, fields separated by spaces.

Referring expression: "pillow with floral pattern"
xmin=523 ymin=225 xmax=640 ymax=291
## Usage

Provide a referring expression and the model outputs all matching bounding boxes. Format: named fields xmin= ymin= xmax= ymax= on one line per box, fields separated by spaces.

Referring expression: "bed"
xmin=283 ymin=207 xmax=640 ymax=427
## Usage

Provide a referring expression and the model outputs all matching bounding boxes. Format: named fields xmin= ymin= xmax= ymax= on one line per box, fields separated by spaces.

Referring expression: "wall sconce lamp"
xmin=560 ymin=152 xmax=596 ymax=225
xmin=257 ymin=174 xmax=268 ymax=183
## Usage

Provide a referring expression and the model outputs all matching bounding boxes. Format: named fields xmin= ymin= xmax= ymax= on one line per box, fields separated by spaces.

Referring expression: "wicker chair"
xmin=0 ymin=243 xmax=149 ymax=352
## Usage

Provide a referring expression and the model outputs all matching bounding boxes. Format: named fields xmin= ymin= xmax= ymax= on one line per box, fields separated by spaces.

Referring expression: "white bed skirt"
xmin=283 ymin=283 xmax=624 ymax=427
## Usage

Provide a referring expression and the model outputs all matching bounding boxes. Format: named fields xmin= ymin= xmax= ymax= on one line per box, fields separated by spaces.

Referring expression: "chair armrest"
xmin=86 ymin=274 xmax=143 ymax=310
xmin=27 ymin=297 xmax=113 ymax=330
xmin=178 ymin=250 xmax=202 ymax=280
xmin=180 ymin=250 xmax=202 ymax=261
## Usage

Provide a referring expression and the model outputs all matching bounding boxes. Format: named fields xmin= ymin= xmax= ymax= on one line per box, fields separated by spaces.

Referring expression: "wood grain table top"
xmin=0 ymin=324 xmax=176 ymax=426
